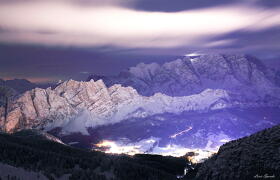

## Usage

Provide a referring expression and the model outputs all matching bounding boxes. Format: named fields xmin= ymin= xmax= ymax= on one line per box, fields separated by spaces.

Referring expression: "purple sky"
xmin=0 ymin=0 xmax=280 ymax=83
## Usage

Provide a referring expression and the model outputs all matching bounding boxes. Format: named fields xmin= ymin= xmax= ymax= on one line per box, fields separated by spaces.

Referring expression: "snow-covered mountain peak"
xmin=129 ymin=62 xmax=160 ymax=79
xmin=87 ymin=54 xmax=280 ymax=101
xmin=1 ymin=79 xmax=234 ymax=134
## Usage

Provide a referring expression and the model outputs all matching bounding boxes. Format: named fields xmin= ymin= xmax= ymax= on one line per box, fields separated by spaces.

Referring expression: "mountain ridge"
xmin=0 ymin=79 xmax=234 ymax=134
xmin=0 ymin=78 xmax=54 ymax=94
xmin=1 ymin=53 xmax=279 ymax=154
xmin=88 ymin=54 xmax=280 ymax=101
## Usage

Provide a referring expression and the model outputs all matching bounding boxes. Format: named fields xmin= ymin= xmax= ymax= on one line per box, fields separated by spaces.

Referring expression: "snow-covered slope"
xmin=195 ymin=124 xmax=280 ymax=179
xmin=88 ymin=54 xmax=280 ymax=102
xmin=0 ymin=79 xmax=232 ymax=134
xmin=13 ymin=129 xmax=65 ymax=144
xmin=0 ymin=162 xmax=50 ymax=180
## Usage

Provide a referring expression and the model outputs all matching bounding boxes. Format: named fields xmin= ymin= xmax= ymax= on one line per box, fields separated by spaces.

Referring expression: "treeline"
xmin=193 ymin=125 xmax=280 ymax=180
xmin=0 ymin=132 xmax=187 ymax=180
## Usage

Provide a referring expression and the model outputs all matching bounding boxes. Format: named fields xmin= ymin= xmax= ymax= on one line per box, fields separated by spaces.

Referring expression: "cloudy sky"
xmin=0 ymin=0 xmax=280 ymax=83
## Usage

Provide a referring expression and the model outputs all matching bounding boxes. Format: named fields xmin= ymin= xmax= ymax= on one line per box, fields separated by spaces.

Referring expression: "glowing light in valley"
xmin=94 ymin=138 xmax=216 ymax=163
xmin=95 ymin=140 xmax=115 ymax=148
xmin=95 ymin=140 xmax=142 ymax=155
xmin=152 ymin=144 xmax=216 ymax=163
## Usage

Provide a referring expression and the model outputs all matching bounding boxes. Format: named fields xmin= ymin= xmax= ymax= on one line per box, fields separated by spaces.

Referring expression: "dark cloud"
xmin=208 ymin=27 xmax=280 ymax=54
xmin=133 ymin=0 xmax=236 ymax=12
xmin=255 ymin=0 xmax=280 ymax=8
xmin=0 ymin=0 xmax=279 ymax=82
xmin=1 ymin=24 xmax=280 ymax=83
xmin=0 ymin=44 xmax=177 ymax=82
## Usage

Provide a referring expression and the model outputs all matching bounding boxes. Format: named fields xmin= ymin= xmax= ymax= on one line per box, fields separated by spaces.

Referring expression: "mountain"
xmin=192 ymin=124 xmax=280 ymax=180
xmin=0 ymin=78 xmax=53 ymax=94
xmin=88 ymin=54 xmax=280 ymax=103
xmin=0 ymin=130 xmax=187 ymax=180
xmin=1 ymin=54 xmax=280 ymax=155
xmin=0 ymin=79 xmax=233 ymax=134
xmin=1 ymin=81 xmax=279 ymax=154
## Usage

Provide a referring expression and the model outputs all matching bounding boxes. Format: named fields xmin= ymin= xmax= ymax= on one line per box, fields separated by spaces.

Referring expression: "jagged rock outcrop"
xmin=0 ymin=79 xmax=233 ymax=134
xmin=87 ymin=54 xmax=280 ymax=103
xmin=194 ymin=124 xmax=280 ymax=180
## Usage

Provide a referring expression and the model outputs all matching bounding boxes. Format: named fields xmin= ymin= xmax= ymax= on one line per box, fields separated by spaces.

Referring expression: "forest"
xmin=0 ymin=131 xmax=188 ymax=180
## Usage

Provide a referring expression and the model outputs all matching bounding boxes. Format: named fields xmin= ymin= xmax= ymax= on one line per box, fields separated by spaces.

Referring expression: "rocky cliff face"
xmin=0 ymin=79 xmax=233 ymax=134
xmin=194 ymin=124 xmax=280 ymax=180
xmin=88 ymin=54 xmax=280 ymax=103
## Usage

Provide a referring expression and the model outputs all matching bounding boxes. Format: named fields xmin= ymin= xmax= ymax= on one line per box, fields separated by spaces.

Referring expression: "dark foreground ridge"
xmin=0 ymin=130 xmax=186 ymax=180
xmin=192 ymin=124 xmax=280 ymax=180
xmin=0 ymin=125 xmax=279 ymax=180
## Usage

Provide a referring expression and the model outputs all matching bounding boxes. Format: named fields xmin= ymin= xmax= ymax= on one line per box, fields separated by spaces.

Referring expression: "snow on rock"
xmin=0 ymin=162 xmax=70 ymax=180
xmin=129 ymin=62 xmax=160 ymax=80
xmin=1 ymin=79 xmax=232 ymax=134
xmin=88 ymin=54 xmax=280 ymax=102
xmin=0 ymin=162 xmax=48 ymax=180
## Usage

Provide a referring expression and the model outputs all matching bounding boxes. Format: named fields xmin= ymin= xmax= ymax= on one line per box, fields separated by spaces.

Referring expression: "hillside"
xmin=193 ymin=124 xmax=280 ymax=179
xmin=0 ymin=130 xmax=186 ymax=180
